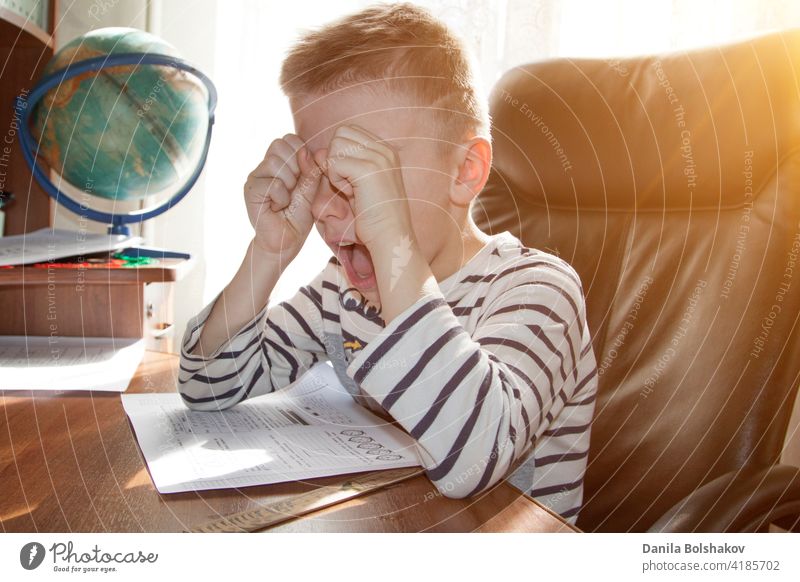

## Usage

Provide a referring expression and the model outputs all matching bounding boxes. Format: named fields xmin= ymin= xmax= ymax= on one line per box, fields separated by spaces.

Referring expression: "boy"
xmin=178 ymin=2 xmax=597 ymax=524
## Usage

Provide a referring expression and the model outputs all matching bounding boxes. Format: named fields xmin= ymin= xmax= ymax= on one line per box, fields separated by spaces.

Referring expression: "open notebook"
xmin=122 ymin=361 xmax=421 ymax=493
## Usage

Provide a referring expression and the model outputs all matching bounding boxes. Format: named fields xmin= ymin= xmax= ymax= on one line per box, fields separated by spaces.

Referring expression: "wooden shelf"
xmin=0 ymin=258 xmax=195 ymax=285
xmin=0 ymin=6 xmax=53 ymax=49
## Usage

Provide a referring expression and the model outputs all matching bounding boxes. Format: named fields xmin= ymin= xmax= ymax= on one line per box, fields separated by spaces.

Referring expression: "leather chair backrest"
xmin=473 ymin=29 xmax=800 ymax=531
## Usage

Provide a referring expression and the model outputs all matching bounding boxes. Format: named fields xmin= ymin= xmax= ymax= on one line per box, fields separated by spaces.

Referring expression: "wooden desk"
xmin=0 ymin=351 xmax=577 ymax=533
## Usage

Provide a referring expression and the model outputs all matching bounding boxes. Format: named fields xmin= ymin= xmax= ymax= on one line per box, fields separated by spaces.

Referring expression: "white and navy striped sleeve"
xmin=345 ymin=257 xmax=591 ymax=499
xmin=177 ymin=259 xmax=332 ymax=411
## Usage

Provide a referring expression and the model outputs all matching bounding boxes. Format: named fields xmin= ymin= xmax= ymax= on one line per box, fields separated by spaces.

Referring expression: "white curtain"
xmin=156 ymin=0 xmax=800 ymax=340
xmin=420 ymin=0 xmax=800 ymax=88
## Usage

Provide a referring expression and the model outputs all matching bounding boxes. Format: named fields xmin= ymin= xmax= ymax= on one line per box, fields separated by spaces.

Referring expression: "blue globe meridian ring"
xmin=18 ymin=52 xmax=218 ymax=235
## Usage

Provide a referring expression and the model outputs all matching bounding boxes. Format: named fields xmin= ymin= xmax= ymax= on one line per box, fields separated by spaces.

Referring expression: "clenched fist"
xmin=312 ymin=124 xmax=412 ymax=250
xmin=244 ymin=133 xmax=321 ymax=260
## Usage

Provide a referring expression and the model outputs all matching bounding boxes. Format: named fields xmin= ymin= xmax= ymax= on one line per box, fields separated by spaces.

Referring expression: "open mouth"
xmin=334 ymin=241 xmax=377 ymax=289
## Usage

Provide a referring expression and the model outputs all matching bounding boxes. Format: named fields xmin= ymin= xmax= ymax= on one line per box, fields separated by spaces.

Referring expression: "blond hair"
xmin=279 ymin=2 xmax=489 ymax=154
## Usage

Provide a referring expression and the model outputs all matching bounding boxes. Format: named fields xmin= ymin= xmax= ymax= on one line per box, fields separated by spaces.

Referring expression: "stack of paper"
xmin=0 ymin=227 xmax=143 ymax=266
xmin=0 ymin=336 xmax=145 ymax=391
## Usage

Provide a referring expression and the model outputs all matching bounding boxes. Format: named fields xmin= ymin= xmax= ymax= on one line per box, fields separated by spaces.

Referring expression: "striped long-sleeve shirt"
xmin=178 ymin=230 xmax=598 ymax=524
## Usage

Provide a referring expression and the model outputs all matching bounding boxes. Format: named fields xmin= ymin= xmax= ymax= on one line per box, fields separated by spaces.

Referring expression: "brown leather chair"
xmin=473 ymin=29 xmax=800 ymax=532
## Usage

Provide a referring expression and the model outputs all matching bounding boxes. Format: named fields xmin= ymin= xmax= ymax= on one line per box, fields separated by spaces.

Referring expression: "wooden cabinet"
xmin=0 ymin=259 xmax=192 ymax=352
xmin=0 ymin=1 xmax=56 ymax=236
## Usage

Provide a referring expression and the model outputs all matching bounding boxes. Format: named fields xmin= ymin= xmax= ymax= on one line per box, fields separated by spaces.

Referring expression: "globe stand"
xmin=114 ymin=244 xmax=191 ymax=260
xmin=18 ymin=52 xmax=218 ymax=261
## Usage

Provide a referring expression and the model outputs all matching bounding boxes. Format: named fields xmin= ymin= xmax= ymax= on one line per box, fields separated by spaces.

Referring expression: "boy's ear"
xmin=451 ymin=136 xmax=492 ymax=206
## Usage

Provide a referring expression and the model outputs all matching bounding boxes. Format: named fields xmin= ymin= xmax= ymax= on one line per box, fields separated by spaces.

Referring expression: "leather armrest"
xmin=648 ymin=464 xmax=800 ymax=532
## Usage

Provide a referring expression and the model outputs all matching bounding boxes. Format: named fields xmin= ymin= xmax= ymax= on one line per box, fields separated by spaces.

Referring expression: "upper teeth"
xmin=337 ymin=242 xmax=355 ymax=247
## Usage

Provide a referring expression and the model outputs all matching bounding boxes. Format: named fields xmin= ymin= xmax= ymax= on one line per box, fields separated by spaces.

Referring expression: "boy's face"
xmin=291 ymin=84 xmax=458 ymax=310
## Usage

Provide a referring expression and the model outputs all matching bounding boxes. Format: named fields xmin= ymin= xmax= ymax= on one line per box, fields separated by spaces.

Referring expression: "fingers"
xmin=296 ymin=145 xmax=315 ymax=177
xmin=246 ymin=176 xmax=290 ymax=210
xmin=331 ymin=125 xmax=398 ymax=163
xmin=272 ymin=136 xmax=301 ymax=175
xmin=282 ymin=133 xmax=305 ymax=157
xmin=328 ymin=135 xmax=371 ymax=162
xmin=311 ymin=146 xmax=353 ymax=195
xmin=264 ymin=154 xmax=299 ymax=191
xmin=321 ymin=137 xmax=361 ymax=197
xmin=312 ymin=148 xmax=328 ymax=172
xmin=324 ymin=132 xmax=396 ymax=199
xmin=292 ymin=147 xmax=322 ymax=205
xmin=248 ymin=134 xmax=304 ymax=186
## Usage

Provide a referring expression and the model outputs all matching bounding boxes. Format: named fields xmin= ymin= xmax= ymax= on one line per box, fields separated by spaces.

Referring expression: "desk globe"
xmin=19 ymin=27 xmax=217 ymax=256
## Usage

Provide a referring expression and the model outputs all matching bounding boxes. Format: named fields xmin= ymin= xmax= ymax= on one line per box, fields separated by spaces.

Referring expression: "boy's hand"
xmin=313 ymin=125 xmax=413 ymax=249
xmin=244 ymin=134 xmax=321 ymax=259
